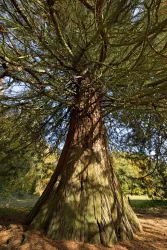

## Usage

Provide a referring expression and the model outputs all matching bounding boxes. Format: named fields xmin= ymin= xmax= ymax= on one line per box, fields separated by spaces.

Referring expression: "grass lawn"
xmin=129 ymin=195 xmax=167 ymax=214
xmin=0 ymin=194 xmax=38 ymax=208
xmin=0 ymin=194 xmax=38 ymax=226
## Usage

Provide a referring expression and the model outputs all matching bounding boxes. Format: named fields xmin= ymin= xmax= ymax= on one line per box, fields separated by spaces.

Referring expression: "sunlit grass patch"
xmin=129 ymin=195 xmax=167 ymax=214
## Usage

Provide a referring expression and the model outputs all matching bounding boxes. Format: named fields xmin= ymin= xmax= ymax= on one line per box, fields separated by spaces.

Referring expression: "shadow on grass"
xmin=0 ymin=195 xmax=38 ymax=227
xmin=130 ymin=198 xmax=167 ymax=215
xmin=0 ymin=206 xmax=30 ymax=227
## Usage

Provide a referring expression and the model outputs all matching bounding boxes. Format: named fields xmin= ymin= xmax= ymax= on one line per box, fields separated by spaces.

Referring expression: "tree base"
xmin=28 ymin=94 xmax=142 ymax=247
xmin=30 ymin=160 xmax=142 ymax=247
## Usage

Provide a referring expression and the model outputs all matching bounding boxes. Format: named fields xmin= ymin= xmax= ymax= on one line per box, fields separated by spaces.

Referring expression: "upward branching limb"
xmin=79 ymin=0 xmax=95 ymax=12
xmin=10 ymin=0 xmax=32 ymax=29
xmin=47 ymin=0 xmax=74 ymax=57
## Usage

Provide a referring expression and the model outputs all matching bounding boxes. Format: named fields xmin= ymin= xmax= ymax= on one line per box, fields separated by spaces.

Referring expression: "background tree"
xmin=111 ymin=110 xmax=167 ymax=198
xmin=113 ymin=151 xmax=167 ymax=198
xmin=1 ymin=0 xmax=167 ymax=247
xmin=0 ymin=107 xmax=50 ymax=196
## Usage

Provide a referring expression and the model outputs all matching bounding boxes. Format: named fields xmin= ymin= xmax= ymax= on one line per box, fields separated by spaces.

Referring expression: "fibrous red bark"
xmin=26 ymin=84 xmax=142 ymax=246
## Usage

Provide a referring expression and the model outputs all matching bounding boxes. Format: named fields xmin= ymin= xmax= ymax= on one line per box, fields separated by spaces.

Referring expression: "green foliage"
xmin=0 ymin=109 xmax=58 ymax=196
xmin=0 ymin=112 xmax=32 ymax=194
xmin=113 ymin=152 xmax=147 ymax=195
xmin=23 ymin=152 xmax=59 ymax=195
xmin=114 ymin=151 xmax=167 ymax=198
xmin=0 ymin=149 xmax=58 ymax=197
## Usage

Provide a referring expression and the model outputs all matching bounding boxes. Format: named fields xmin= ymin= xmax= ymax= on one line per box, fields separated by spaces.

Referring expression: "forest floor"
xmin=0 ymin=195 xmax=167 ymax=250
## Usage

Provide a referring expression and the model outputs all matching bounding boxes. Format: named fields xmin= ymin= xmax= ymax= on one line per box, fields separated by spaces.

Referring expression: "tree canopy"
xmin=1 ymin=1 xmax=167 ymax=137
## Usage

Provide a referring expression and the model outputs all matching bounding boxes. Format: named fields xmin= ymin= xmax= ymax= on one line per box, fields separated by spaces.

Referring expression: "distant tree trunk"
xmin=26 ymin=83 xmax=142 ymax=247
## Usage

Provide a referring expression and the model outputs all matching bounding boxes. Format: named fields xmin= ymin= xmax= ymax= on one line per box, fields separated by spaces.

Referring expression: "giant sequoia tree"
xmin=1 ymin=0 xmax=167 ymax=246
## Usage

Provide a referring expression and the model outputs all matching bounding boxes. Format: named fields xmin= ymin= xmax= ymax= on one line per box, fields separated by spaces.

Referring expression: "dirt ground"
xmin=0 ymin=213 xmax=167 ymax=250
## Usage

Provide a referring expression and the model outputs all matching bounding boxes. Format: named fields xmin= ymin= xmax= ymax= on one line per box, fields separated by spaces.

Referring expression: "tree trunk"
xmin=26 ymin=85 xmax=142 ymax=247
